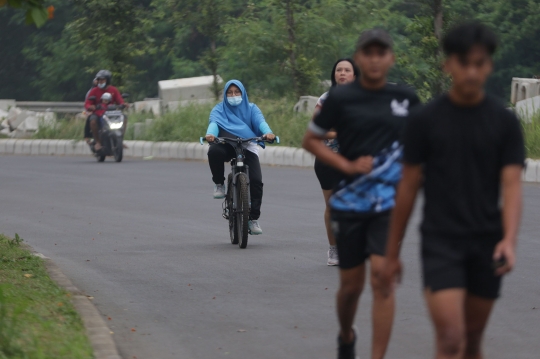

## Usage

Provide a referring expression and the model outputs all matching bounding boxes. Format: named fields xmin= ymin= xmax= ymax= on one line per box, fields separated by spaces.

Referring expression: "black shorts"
xmin=332 ymin=211 xmax=390 ymax=269
xmin=422 ymin=236 xmax=502 ymax=299
xmin=314 ymin=159 xmax=342 ymax=191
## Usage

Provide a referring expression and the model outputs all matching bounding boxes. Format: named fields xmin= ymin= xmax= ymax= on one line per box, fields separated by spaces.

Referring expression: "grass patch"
xmin=0 ymin=234 xmax=93 ymax=359
xmin=522 ymin=112 xmax=540 ymax=159
xmin=34 ymin=99 xmax=311 ymax=148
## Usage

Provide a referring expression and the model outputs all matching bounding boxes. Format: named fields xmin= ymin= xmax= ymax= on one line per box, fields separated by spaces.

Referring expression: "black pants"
xmin=208 ymin=143 xmax=263 ymax=220
xmin=84 ymin=114 xmax=99 ymax=138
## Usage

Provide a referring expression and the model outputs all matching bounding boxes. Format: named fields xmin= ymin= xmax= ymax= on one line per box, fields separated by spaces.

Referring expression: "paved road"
xmin=1 ymin=155 xmax=539 ymax=359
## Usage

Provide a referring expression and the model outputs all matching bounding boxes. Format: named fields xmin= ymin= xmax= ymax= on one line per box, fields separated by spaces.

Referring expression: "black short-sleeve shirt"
xmin=403 ymin=94 xmax=525 ymax=239
xmin=311 ymin=81 xmax=421 ymax=161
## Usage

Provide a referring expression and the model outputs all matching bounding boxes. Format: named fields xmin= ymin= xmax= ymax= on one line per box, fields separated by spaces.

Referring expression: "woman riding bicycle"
xmin=205 ymin=80 xmax=275 ymax=235
xmin=313 ymin=59 xmax=358 ymax=265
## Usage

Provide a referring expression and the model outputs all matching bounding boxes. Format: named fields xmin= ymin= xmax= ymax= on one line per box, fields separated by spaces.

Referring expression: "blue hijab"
xmin=209 ymin=80 xmax=266 ymax=139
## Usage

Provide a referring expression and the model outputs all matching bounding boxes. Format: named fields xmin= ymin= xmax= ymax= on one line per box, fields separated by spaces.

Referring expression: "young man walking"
xmin=381 ymin=22 xmax=525 ymax=359
xmin=303 ymin=29 xmax=420 ymax=359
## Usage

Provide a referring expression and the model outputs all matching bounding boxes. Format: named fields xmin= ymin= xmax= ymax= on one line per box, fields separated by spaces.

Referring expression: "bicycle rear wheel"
xmin=227 ymin=174 xmax=238 ymax=245
xmin=236 ymin=173 xmax=249 ymax=248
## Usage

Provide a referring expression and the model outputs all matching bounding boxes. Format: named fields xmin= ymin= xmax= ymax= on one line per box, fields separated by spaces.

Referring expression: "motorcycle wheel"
xmin=113 ymin=136 xmax=123 ymax=163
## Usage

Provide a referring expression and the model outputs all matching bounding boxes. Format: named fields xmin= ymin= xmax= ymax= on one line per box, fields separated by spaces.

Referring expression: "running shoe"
xmin=337 ymin=327 xmax=359 ymax=359
xmin=213 ymin=184 xmax=226 ymax=199
xmin=248 ymin=220 xmax=263 ymax=235
xmin=327 ymin=246 xmax=339 ymax=266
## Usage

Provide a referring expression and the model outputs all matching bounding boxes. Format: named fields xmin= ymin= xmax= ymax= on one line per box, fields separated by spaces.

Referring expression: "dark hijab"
xmin=330 ymin=58 xmax=359 ymax=87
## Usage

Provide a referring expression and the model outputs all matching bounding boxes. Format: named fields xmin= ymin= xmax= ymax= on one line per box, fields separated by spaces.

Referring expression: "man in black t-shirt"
xmin=303 ymin=29 xmax=420 ymax=359
xmin=381 ymin=23 xmax=525 ymax=359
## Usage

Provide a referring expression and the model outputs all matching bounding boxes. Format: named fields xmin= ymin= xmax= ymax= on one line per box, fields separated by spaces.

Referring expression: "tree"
xmin=151 ymin=0 xmax=235 ymax=100
xmin=67 ymin=0 xmax=151 ymax=91
xmin=222 ymin=0 xmax=377 ymax=98
xmin=0 ymin=0 xmax=52 ymax=27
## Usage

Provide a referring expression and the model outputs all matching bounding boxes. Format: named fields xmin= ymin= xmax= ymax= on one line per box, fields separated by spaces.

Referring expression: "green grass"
xmin=33 ymin=100 xmax=539 ymax=158
xmin=0 ymin=234 xmax=93 ymax=359
xmin=33 ymin=99 xmax=311 ymax=148
xmin=522 ymin=112 xmax=540 ymax=159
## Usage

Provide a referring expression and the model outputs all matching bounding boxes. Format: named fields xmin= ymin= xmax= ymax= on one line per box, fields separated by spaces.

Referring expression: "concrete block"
xmin=524 ymin=160 xmax=538 ymax=182
xmin=168 ymin=142 xmax=180 ymax=158
xmin=293 ymin=148 xmax=304 ymax=167
xmin=142 ymin=141 xmax=153 ymax=157
xmin=151 ymin=142 xmax=162 ymax=158
xmin=194 ymin=143 xmax=208 ymax=160
xmin=283 ymin=147 xmax=295 ymax=166
xmin=39 ymin=140 xmax=49 ymax=155
xmin=272 ymin=147 xmax=286 ymax=165
xmin=0 ymin=140 xmax=6 ymax=154
xmin=56 ymin=140 xmax=70 ymax=155
xmin=132 ymin=141 xmax=144 ymax=157
xmin=22 ymin=139 xmax=33 ymax=154
xmin=185 ymin=143 xmax=198 ymax=159
xmin=64 ymin=141 xmax=77 ymax=156
xmin=302 ymin=150 xmax=315 ymax=167
xmin=30 ymin=140 xmax=41 ymax=155
xmin=74 ymin=141 xmax=85 ymax=155
xmin=0 ymin=99 xmax=16 ymax=112
xmin=14 ymin=140 xmax=23 ymax=154
xmin=177 ymin=142 xmax=189 ymax=159
xmin=47 ymin=140 xmax=60 ymax=155
xmin=154 ymin=142 xmax=170 ymax=158
xmin=4 ymin=139 xmax=16 ymax=154
xmin=260 ymin=146 xmax=274 ymax=165
xmin=293 ymin=96 xmax=319 ymax=114
xmin=123 ymin=141 xmax=135 ymax=157
xmin=258 ymin=146 xmax=267 ymax=163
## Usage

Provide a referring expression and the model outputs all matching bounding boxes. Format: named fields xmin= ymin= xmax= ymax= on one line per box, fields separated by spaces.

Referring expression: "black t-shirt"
xmin=403 ymin=94 xmax=525 ymax=239
xmin=311 ymin=81 xmax=421 ymax=161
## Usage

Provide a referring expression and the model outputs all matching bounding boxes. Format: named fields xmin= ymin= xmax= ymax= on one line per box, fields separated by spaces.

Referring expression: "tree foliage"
xmin=1 ymin=0 xmax=539 ymax=102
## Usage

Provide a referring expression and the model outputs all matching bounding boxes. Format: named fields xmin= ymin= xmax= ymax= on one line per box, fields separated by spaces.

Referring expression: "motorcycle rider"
xmin=84 ymin=70 xmax=127 ymax=151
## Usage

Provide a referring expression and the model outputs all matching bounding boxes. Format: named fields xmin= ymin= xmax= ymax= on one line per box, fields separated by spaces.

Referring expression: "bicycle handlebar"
xmin=199 ymin=136 xmax=280 ymax=146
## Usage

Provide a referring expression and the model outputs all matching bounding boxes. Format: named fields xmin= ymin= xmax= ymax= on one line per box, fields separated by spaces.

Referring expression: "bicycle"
xmin=200 ymin=135 xmax=279 ymax=248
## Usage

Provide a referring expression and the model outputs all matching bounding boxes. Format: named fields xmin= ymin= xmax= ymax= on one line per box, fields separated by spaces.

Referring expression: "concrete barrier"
xmin=0 ymin=139 xmax=538 ymax=183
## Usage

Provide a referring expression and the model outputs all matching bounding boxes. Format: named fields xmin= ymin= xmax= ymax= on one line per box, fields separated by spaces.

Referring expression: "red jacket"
xmin=85 ymin=86 xmax=124 ymax=117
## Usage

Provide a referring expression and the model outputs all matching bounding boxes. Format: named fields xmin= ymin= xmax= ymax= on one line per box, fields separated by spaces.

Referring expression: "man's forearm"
xmin=386 ymin=166 xmax=422 ymax=259
xmin=501 ymin=165 xmax=523 ymax=244
xmin=303 ymin=133 xmax=351 ymax=174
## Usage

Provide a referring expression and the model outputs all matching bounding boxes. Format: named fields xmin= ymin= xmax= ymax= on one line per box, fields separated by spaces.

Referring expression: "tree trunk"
xmin=285 ymin=0 xmax=300 ymax=98
xmin=433 ymin=0 xmax=445 ymax=95
xmin=210 ymin=39 xmax=219 ymax=100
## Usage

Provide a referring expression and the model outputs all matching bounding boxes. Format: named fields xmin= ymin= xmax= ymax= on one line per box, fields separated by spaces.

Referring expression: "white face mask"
xmin=227 ymin=96 xmax=242 ymax=106
xmin=98 ymin=83 xmax=106 ymax=89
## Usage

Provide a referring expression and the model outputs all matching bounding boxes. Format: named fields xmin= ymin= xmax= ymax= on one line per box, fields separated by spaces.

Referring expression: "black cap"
xmin=356 ymin=28 xmax=393 ymax=50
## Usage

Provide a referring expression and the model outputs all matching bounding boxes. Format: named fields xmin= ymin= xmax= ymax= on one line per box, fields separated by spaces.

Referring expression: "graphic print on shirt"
xmin=330 ymin=141 xmax=402 ymax=213
xmin=391 ymin=99 xmax=409 ymax=117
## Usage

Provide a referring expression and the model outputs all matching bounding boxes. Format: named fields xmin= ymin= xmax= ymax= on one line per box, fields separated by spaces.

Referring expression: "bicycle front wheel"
xmin=236 ymin=173 xmax=249 ymax=248
xmin=227 ymin=173 xmax=238 ymax=245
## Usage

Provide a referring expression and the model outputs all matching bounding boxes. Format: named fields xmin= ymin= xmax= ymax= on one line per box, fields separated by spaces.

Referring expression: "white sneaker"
xmin=213 ymin=184 xmax=226 ymax=199
xmin=248 ymin=220 xmax=263 ymax=235
xmin=327 ymin=246 xmax=339 ymax=266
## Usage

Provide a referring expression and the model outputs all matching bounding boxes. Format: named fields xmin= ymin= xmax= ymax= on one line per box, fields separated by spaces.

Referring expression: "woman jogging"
xmin=313 ymin=59 xmax=358 ymax=266
xmin=205 ymin=79 xmax=275 ymax=235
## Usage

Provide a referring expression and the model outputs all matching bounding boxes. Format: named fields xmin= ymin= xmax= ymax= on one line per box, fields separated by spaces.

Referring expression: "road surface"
xmin=1 ymin=155 xmax=539 ymax=359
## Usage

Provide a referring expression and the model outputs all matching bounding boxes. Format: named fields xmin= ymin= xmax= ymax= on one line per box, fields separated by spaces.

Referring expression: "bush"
xmin=522 ymin=112 xmax=540 ymax=159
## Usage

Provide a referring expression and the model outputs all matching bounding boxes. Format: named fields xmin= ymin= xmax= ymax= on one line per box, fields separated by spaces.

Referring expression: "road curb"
xmin=0 ymin=139 xmax=538 ymax=182
xmin=41 ymin=254 xmax=123 ymax=359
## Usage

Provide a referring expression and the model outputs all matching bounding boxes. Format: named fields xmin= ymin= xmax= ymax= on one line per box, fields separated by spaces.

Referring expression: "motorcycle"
xmin=87 ymin=94 xmax=129 ymax=162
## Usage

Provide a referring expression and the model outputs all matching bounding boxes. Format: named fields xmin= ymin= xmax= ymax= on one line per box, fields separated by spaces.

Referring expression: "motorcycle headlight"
xmin=108 ymin=122 xmax=123 ymax=130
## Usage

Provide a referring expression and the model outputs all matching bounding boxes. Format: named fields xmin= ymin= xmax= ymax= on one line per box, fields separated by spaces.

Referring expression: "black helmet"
xmin=95 ymin=70 xmax=112 ymax=86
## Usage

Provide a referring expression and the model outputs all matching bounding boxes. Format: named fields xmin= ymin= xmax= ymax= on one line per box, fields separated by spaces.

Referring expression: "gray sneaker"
xmin=248 ymin=220 xmax=263 ymax=235
xmin=327 ymin=246 xmax=339 ymax=266
xmin=213 ymin=184 xmax=226 ymax=199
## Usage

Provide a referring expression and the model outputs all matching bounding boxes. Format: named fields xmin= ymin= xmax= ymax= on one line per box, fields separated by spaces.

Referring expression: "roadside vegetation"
xmin=34 ymin=98 xmax=312 ymax=148
xmin=522 ymin=112 xmax=540 ymax=159
xmin=0 ymin=234 xmax=93 ymax=359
